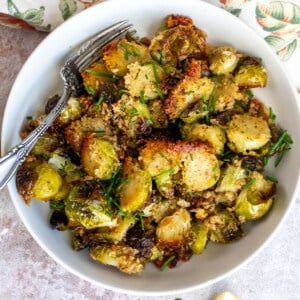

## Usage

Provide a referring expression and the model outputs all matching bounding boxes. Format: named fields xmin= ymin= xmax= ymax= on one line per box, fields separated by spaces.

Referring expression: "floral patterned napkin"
xmin=0 ymin=0 xmax=299 ymax=89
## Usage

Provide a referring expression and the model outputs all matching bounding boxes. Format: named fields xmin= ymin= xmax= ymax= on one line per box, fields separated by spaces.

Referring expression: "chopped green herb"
xmin=26 ymin=116 xmax=33 ymax=120
xmin=82 ymin=129 xmax=106 ymax=134
xmin=147 ymin=118 xmax=154 ymax=125
xmin=160 ymin=255 xmax=176 ymax=271
xmin=190 ymin=153 xmax=194 ymax=161
xmin=119 ymin=89 xmax=130 ymax=95
xmin=151 ymin=63 xmax=164 ymax=100
xmin=128 ymin=107 xmax=138 ymax=117
xmin=145 ymin=74 xmax=149 ymax=80
xmin=245 ymin=89 xmax=254 ymax=98
xmin=159 ymin=152 xmax=171 ymax=162
xmin=94 ymin=96 xmax=104 ymax=110
xmin=50 ymin=201 xmax=65 ymax=210
xmin=269 ymin=107 xmax=276 ymax=122
xmin=159 ymin=167 xmax=175 ymax=177
xmin=41 ymin=153 xmax=50 ymax=160
xmin=85 ymin=69 xmax=116 ymax=79
xmin=84 ymin=84 xmax=97 ymax=95
xmin=121 ymin=99 xmax=126 ymax=111
xmin=243 ymin=178 xmax=256 ymax=189
xmin=212 ymin=166 xmax=219 ymax=173
xmin=266 ymin=175 xmax=278 ymax=183
xmin=140 ymin=91 xmax=145 ymax=104
xmin=135 ymin=211 xmax=145 ymax=230
xmin=116 ymin=178 xmax=129 ymax=191
xmin=120 ymin=42 xmax=140 ymax=60
xmin=74 ymin=169 xmax=86 ymax=177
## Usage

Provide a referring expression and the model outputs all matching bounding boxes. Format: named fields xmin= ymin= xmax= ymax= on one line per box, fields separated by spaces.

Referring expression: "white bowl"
xmin=2 ymin=0 xmax=300 ymax=295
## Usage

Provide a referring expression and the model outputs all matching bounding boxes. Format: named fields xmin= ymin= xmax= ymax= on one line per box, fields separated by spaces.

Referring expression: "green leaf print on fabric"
xmin=256 ymin=0 xmax=300 ymax=60
xmin=7 ymin=0 xmax=45 ymax=26
xmin=219 ymin=0 xmax=251 ymax=17
xmin=59 ymin=0 xmax=78 ymax=21
xmin=265 ymin=35 xmax=298 ymax=60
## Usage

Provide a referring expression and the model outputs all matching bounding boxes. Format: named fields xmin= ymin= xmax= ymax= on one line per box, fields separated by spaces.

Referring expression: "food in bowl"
xmin=15 ymin=15 xmax=292 ymax=274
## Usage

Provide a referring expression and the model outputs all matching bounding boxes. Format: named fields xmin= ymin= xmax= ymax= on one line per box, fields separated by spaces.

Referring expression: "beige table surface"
xmin=1 ymin=25 xmax=300 ymax=300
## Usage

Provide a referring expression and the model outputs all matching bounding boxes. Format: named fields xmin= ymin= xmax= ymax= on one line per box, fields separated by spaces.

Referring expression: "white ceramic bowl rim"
xmin=2 ymin=0 xmax=300 ymax=296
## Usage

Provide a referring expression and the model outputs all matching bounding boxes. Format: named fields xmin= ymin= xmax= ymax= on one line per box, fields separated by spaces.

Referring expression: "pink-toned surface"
xmin=1 ymin=25 xmax=300 ymax=299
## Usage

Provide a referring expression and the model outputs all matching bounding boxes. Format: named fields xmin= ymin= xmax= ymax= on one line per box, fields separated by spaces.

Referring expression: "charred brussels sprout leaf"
xmin=205 ymin=210 xmax=243 ymax=243
xmin=65 ymin=184 xmax=117 ymax=229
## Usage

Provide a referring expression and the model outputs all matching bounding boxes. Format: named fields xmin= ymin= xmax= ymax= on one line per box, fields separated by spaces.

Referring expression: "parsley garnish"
xmin=243 ymin=178 xmax=256 ymax=189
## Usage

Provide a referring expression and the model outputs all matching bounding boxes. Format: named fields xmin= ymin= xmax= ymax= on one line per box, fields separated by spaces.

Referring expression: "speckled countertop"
xmin=1 ymin=25 xmax=300 ymax=300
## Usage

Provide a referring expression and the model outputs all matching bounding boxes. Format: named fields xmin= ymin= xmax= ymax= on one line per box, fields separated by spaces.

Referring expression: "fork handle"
xmin=0 ymin=91 xmax=70 ymax=190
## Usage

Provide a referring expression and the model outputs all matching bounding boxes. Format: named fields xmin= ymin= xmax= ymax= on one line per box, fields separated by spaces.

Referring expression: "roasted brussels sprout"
xmin=119 ymin=170 xmax=152 ymax=212
xmin=57 ymin=97 xmax=84 ymax=125
xmin=149 ymin=19 xmax=206 ymax=65
xmin=179 ymin=101 xmax=208 ymax=123
xmin=98 ymin=215 xmax=136 ymax=242
xmin=181 ymin=123 xmax=226 ymax=155
xmin=181 ymin=145 xmax=220 ymax=192
xmin=90 ymin=244 xmax=144 ymax=274
xmin=205 ymin=210 xmax=243 ymax=243
xmin=148 ymin=99 xmax=169 ymax=129
xmin=234 ymin=64 xmax=267 ymax=88
xmin=227 ymin=114 xmax=271 ymax=153
xmin=81 ymin=136 xmax=120 ymax=180
xmin=32 ymin=162 xmax=63 ymax=201
xmin=216 ymin=162 xmax=247 ymax=193
xmin=155 ymin=169 xmax=175 ymax=199
xmin=31 ymin=132 xmax=59 ymax=157
xmin=190 ymin=221 xmax=208 ymax=254
xmin=235 ymin=171 xmax=275 ymax=221
xmin=208 ymin=46 xmax=240 ymax=75
xmin=65 ymin=184 xmax=117 ymax=229
xmin=103 ymin=38 xmax=151 ymax=76
xmin=156 ymin=208 xmax=191 ymax=247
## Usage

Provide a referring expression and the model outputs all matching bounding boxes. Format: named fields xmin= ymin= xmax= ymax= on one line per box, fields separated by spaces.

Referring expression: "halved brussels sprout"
xmin=234 ymin=64 xmax=267 ymax=88
xmin=155 ymin=169 xmax=175 ymax=199
xmin=216 ymin=162 xmax=247 ymax=193
xmin=227 ymin=114 xmax=271 ymax=153
xmin=149 ymin=24 xmax=206 ymax=65
xmin=90 ymin=244 xmax=144 ymax=274
xmin=32 ymin=162 xmax=62 ymax=201
xmin=235 ymin=171 xmax=275 ymax=221
xmin=208 ymin=46 xmax=240 ymax=75
xmin=190 ymin=222 xmax=208 ymax=254
xmin=181 ymin=123 xmax=226 ymax=155
xmin=81 ymin=137 xmax=120 ymax=180
xmin=98 ymin=215 xmax=136 ymax=242
xmin=57 ymin=97 xmax=83 ymax=125
xmin=205 ymin=210 xmax=242 ymax=243
xmin=103 ymin=38 xmax=151 ymax=76
xmin=119 ymin=170 xmax=152 ymax=212
xmin=156 ymin=208 xmax=191 ymax=246
xmin=31 ymin=132 xmax=58 ymax=157
xmin=65 ymin=184 xmax=117 ymax=229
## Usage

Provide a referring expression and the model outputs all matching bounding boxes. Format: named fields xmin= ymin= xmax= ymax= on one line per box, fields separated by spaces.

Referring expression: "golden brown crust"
xmin=164 ymin=59 xmax=214 ymax=119
xmin=165 ymin=15 xmax=194 ymax=28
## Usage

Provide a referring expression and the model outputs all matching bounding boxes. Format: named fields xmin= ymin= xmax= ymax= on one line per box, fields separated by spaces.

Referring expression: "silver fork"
xmin=0 ymin=20 xmax=132 ymax=191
